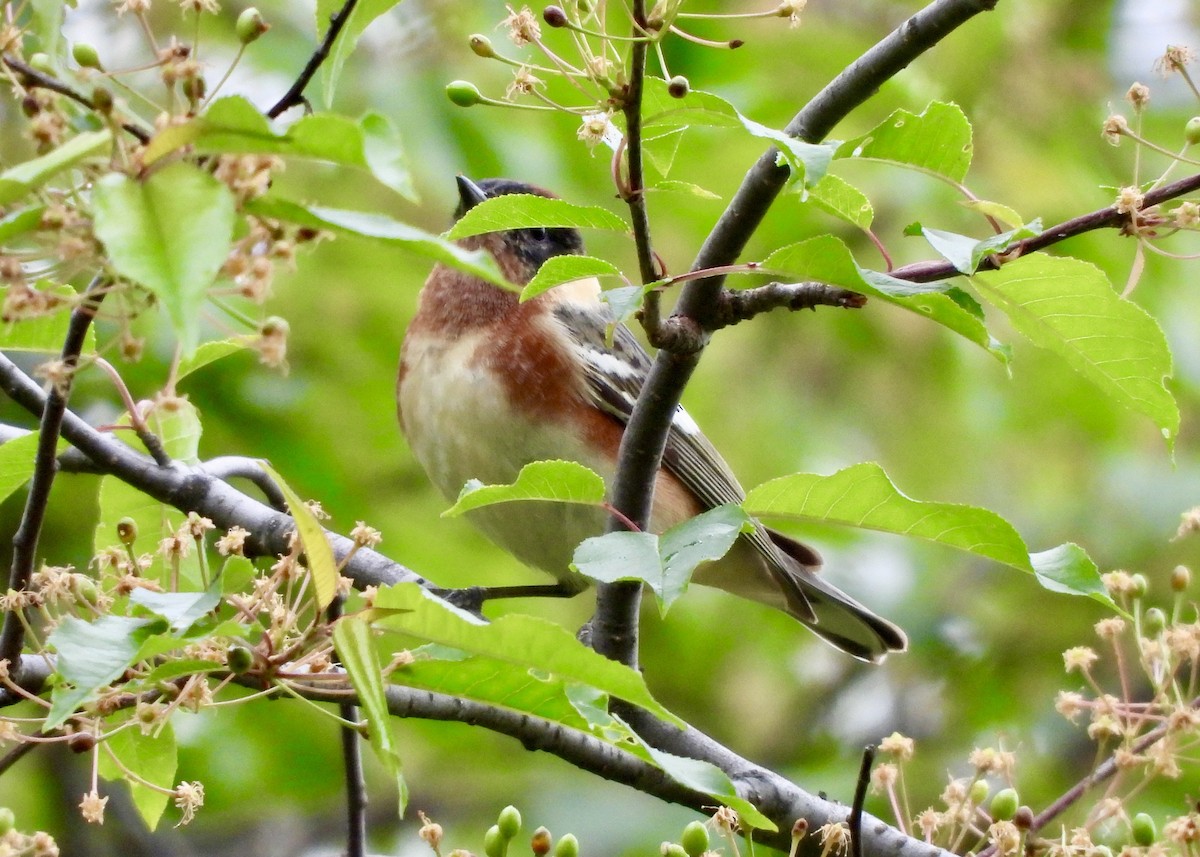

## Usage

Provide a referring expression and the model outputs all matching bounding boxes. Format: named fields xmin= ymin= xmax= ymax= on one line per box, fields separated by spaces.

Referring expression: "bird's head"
xmin=454 ymin=175 xmax=584 ymax=284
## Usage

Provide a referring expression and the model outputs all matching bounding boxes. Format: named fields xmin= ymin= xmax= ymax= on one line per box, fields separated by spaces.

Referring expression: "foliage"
xmin=0 ymin=1 xmax=1197 ymax=856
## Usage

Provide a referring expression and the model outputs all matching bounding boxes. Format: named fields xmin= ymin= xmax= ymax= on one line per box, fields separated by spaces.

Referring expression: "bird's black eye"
xmin=527 ymin=227 xmax=549 ymax=242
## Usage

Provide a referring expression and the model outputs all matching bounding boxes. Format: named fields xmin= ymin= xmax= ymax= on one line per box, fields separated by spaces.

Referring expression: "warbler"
xmin=397 ymin=175 xmax=906 ymax=661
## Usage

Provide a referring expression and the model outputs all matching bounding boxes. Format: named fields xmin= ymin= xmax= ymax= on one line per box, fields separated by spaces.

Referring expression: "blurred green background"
xmin=2 ymin=0 xmax=1200 ymax=853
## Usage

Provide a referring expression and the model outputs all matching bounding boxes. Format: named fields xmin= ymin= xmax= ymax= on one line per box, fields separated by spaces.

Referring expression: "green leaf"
xmin=318 ymin=0 xmax=407 ymax=107
xmin=745 ymin=462 xmax=1081 ymax=576
xmin=0 ymin=433 xmax=49 ymax=504
xmin=91 ymin=162 xmax=237 ymax=355
xmin=175 ymin=337 xmax=252 ymax=381
xmin=97 ymin=713 xmax=177 ymax=830
xmin=919 ymin=221 xmax=1041 ymax=275
xmin=442 ymin=460 xmax=606 ymax=517
xmin=520 ymin=255 xmax=622 ymax=302
xmin=800 ymin=173 xmax=874 ymax=229
xmin=141 ymin=96 xmax=276 ymax=163
xmin=0 ymin=205 xmax=46 ymax=242
xmin=835 ymin=102 xmax=973 ymax=184
xmin=359 ymin=112 xmax=418 ymax=201
xmin=961 ymin=199 xmax=1025 ymax=228
xmin=447 ymin=194 xmax=629 ymax=241
xmin=600 ymin=285 xmax=648 ymax=327
xmin=572 ymin=506 xmax=751 ymax=613
xmin=0 ymin=282 xmax=96 ymax=352
xmin=971 ymin=255 xmax=1178 ymax=441
xmin=650 ymin=180 xmax=721 ymax=200
xmin=246 ymin=197 xmax=508 ymax=288
xmin=129 ymin=579 xmax=222 ymax=634
xmin=372 ymin=583 xmax=681 ymax=726
xmin=335 ymin=616 xmax=407 ymax=814
xmin=1031 ymin=544 xmax=1112 ymax=607
xmin=0 ymin=129 xmax=111 ymax=206
xmin=260 ymin=464 xmax=338 ymax=610
xmin=641 ymin=79 xmax=837 ymax=186
xmin=29 ymin=0 xmax=65 ymax=60
xmin=220 ymin=555 xmax=257 ymax=595
xmin=45 ymin=615 xmax=162 ymax=730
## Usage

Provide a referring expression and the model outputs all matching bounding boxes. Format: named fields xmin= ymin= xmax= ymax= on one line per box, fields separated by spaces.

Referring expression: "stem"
xmin=0 ymin=276 xmax=107 ymax=669
xmin=267 ymin=0 xmax=359 ymax=119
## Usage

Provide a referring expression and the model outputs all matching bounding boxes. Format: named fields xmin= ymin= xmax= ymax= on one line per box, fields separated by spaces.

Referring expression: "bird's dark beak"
xmin=456 ymin=175 xmax=489 ymax=212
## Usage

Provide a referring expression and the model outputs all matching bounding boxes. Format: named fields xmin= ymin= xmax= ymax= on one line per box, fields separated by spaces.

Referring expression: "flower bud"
xmin=470 ymin=34 xmax=496 ymax=57
xmin=680 ymin=821 xmax=708 ymax=857
xmin=990 ymin=788 xmax=1019 ymax=821
xmin=660 ymin=845 xmax=687 ymax=857
xmin=1013 ymin=806 xmax=1034 ymax=830
xmin=1143 ymin=607 xmax=1166 ymax=636
xmin=1187 ymin=117 xmax=1200 ymax=146
xmin=531 ymin=827 xmax=552 ymax=856
xmin=485 ymin=826 xmax=505 ymax=857
xmin=553 ymin=834 xmax=578 ymax=857
xmin=667 ymin=75 xmax=690 ymax=98
xmin=1132 ymin=813 xmax=1157 ymax=846
xmin=72 ymin=42 xmax=102 ymax=70
xmin=1131 ymin=573 xmax=1148 ymax=598
xmin=498 ymin=806 xmax=522 ymax=840
xmin=117 ymin=517 xmax=138 ymax=547
xmin=446 ymin=80 xmax=483 ymax=107
xmin=236 ymin=8 xmax=270 ymax=45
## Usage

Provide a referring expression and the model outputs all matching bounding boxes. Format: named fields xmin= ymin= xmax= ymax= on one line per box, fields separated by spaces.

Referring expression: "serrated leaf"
xmin=971 ymin=255 xmax=1178 ymax=441
xmin=836 ymin=102 xmax=973 ymax=183
xmin=360 ymin=112 xmax=417 ymax=201
xmin=175 ymin=337 xmax=251 ymax=381
xmin=641 ymin=79 xmax=836 ymax=186
xmin=0 ymin=282 xmax=96 ymax=353
xmin=801 ymin=173 xmax=874 ymax=229
xmin=651 ymin=180 xmax=721 ymax=200
xmin=372 ymin=583 xmax=681 ymax=726
xmin=335 ymin=616 xmax=407 ymax=814
xmin=0 ymin=433 xmax=46 ymax=504
xmin=129 ymin=579 xmax=221 ymax=634
xmin=142 ymin=96 xmax=276 ymax=163
xmin=261 ymin=464 xmax=337 ymax=610
xmin=45 ymin=615 xmax=162 ymax=730
xmin=447 ymin=194 xmax=629 ymax=240
xmin=572 ymin=506 xmax=750 ymax=613
xmin=443 ymin=460 xmax=606 ymax=517
xmin=91 ymin=162 xmax=236 ymax=355
xmin=246 ymin=197 xmax=508 ymax=288
xmin=97 ymin=713 xmax=177 ymax=830
xmin=0 ymin=129 xmax=111 ymax=206
xmin=745 ymin=462 xmax=1088 ymax=577
xmin=318 ymin=0 xmax=407 ymax=107
xmin=1031 ymin=544 xmax=1113 ymax=607
xmin=520 ymin=255 xmax=622 ymax=302
xmin=920 ymin=221 xmax=1041 ymax=275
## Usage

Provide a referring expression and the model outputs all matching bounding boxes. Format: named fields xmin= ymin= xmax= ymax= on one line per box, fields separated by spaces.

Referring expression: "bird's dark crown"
xmin=454 ymin=176 xmax=584 ymax=274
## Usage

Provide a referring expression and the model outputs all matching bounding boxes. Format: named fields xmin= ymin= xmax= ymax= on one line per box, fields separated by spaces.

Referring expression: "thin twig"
xmin=328 ymin=595 xmax=368 ymax=857
xmin=850 ymin=746 xmax=876 ymax=857
xmin=266 ymin=0 xmax=360 ymax=119
xmin=0 ymin=276 xmax=107 ymax=668
xmin=93 ymin=358 xmax=171 ymax=466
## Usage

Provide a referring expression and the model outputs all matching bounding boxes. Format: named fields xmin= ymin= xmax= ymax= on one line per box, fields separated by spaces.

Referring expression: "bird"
xmin=397 ymin=175 xmax=907 ymax=662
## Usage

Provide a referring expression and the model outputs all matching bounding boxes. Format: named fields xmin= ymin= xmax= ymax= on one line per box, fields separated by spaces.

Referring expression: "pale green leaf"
xmin=175 ymin=337 xmax=251 ymax=381
xmin=650 ymin=180 xmax=721 ymax=200
xmin=91 ymin=162 xmax=236 ymax=355
xmin=443 ymin=460 xmax=606 ymax=517
xmin=1031 ymin=544 xmax=1113 ymax=606
xmin=246 ymin=197 xmax=508 ymax=288
xmin=801 ymin=173 xmax=874 ymax=229
xmin=520 ymin=255 xmax=622 ymax=302
xmin=359 ymin=112 xmax=417 ymax=201
xmin=0 ymin=433 xmax=43 ymax=504
xmin=261 ymin=464 xmax=337 ymax=610
xmin=129 ymin=580 xmax=222 ymax=634
xmin=920 ymin=221 xmax=1041 ymax=274
xmin=835 ymin=101 xmax=973 ymax=183
xmin=97 ymin=713 xmax=177 ymax=830
xmin=318 ymin=0 xmax=407 ymax=106
xmin=961 ymin=199 xmax=1025 ymax=228
xmin=447 ymin=194 xmax=629 ymax=240
xmin=372 ymin=583 xmax=681 ymax=726
xmin=971 ymin=256 xmax=1178 ymax=441
xmin=335 ymin=616 xmax=407 ymax=814
xmin=0 ymin=205 xmax=46 ymax=242
xmin=0 ymin=129 xmax=111 ymax=206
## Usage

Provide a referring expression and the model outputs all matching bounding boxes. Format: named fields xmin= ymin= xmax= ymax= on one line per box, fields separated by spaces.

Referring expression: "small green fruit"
xmin=484 ymin=825 xmax=505 ymax=857
xmin=446 ymin=80 xmax=483 ymax=107
xmin=1131 ymin=573 xmax=1148 ymax=598
xmin=1144 ymin=607 xmax=1166 ymax=636
xmin=116 ymin=517 xmax=138 ymax=547
xmin=660 ymin=845 xmax=688 ymax=857
xmin=1132 ymin=812 xmax=1157 ymax=846
xmin=72 ymin=42 xmax=102 ymax=70
xmin=70 ymin=576 xmax=99 ymax=608
xmin=236 ymin=8 xmax=270 ymax=44
xmin=990 ymin=788 xmax=1019 ymax=821
xmin=553 ymin=834 xmax=578 ymax=857
xmin=968 ymin=780 xmax=989 ymax=805
xmin=29 ymin=53 xmax=53 ymax=74
xmin=227 ymin=646 xmax=254 ymax=674
xmin=92 ymin=85 xmax=114 ymax=114
xmin=1186 ymin=117 xmax=1200 ymax=146
xmin=680 ymin=821 xmax=709 ymax=857
xmin=497 ymin=805 xmax=522 ymax=840
xmin=0 ymin=808 xmax=14 ymax=837
xmin=469 ymin=34 xmax=496 ymax=58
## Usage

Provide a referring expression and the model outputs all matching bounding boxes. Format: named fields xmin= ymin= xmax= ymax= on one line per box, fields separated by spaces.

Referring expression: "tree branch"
xmin=0 ymin=279 xmax=106 ymax=667
xmin=266 ymin=0 xmax=360 ymax=119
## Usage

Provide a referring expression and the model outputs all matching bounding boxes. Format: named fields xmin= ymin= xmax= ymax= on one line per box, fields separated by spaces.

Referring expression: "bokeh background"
xmin=2 ymin=0 xmax=1200 ymax=854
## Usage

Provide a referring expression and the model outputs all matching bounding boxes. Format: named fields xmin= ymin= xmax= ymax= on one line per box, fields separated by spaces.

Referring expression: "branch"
xmin=602 ymin=0 xmax=998 ymax=671
xmin=712 ymin=282 xmax=866 ymax=330
xmin=0 ymin=279 xmax=106 ymax=666
xmin=266 ymin=0 xmax=360 ymax=119
xmin=0 ymin=356 xmax=428 ymax=594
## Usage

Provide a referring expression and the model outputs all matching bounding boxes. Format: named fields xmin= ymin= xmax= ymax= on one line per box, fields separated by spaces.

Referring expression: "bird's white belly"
xmin=399 ymin=335 xmax=610 ymax=582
